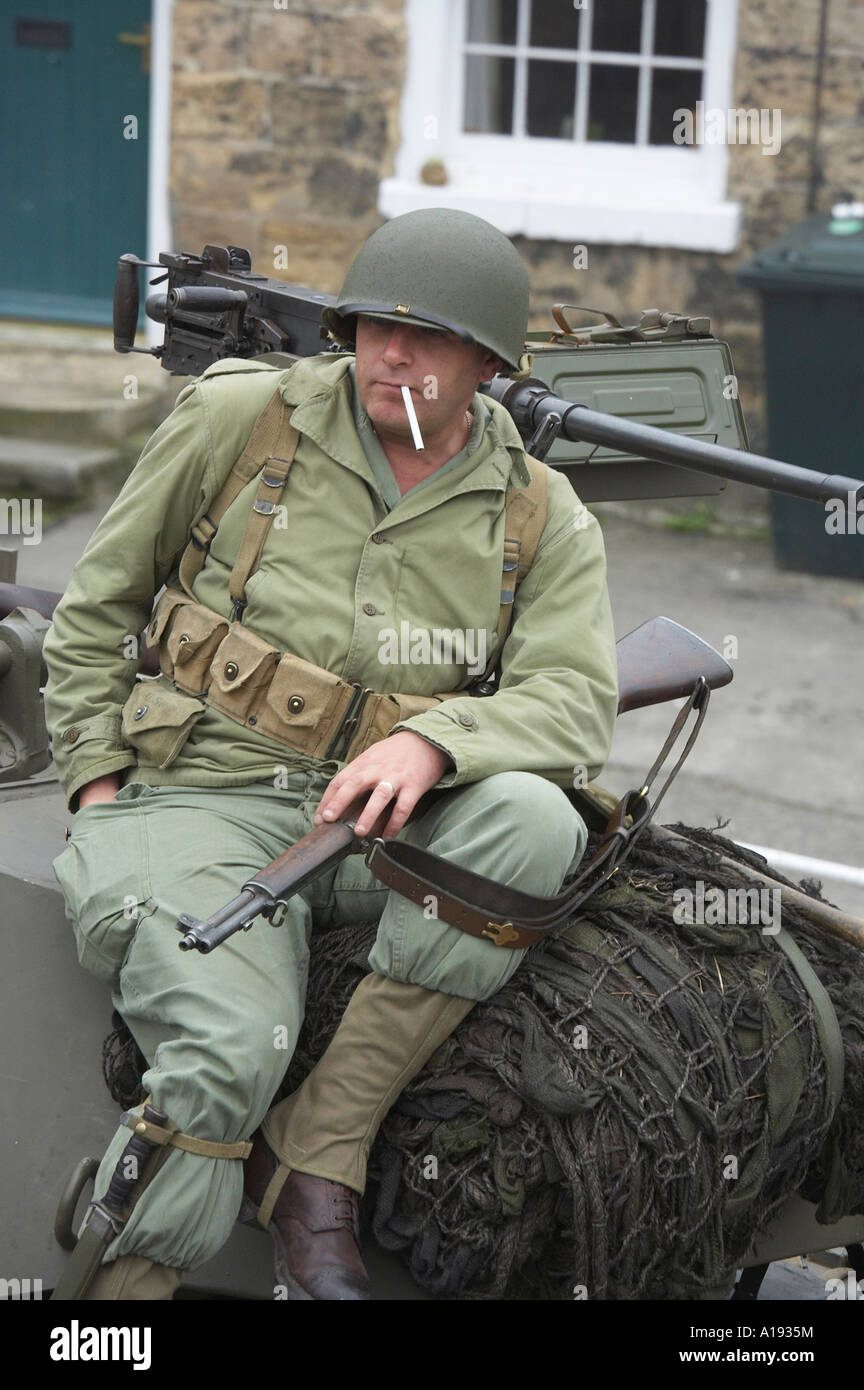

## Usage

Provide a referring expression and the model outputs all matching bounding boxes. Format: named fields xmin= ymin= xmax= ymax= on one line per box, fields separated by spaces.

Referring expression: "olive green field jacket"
xmin=42 ymin=354 xmax=619 ymax=811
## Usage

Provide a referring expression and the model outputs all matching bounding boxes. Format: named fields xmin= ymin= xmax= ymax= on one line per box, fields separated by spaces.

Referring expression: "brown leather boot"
xmin=242 ymin=1132 xmax=371 ymax=1301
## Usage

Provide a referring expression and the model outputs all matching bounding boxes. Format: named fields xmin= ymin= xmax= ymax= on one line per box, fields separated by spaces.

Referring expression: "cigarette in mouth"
xmin=401 ymin=385 xmax=425 ymax=451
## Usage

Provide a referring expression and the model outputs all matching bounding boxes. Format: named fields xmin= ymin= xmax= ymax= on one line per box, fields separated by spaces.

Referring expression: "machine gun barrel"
xmin=482 ymin=376 xmax=864 ymax=506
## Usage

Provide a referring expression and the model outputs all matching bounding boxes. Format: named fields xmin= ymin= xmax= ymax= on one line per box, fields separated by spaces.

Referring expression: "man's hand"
xmin=313 ymin=731 xmax=452 ymax=838
xmin=78 ymin=773 xmax=121 ymax=809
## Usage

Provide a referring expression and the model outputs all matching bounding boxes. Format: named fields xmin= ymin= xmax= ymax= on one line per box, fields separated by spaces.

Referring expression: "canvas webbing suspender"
xmin=479 ymin=455 xmax=548 ymax=684
xmin=177 ymin=388 xmax=300 ymax=620
xmin=173 ymin=384 xmax=549 ymax=665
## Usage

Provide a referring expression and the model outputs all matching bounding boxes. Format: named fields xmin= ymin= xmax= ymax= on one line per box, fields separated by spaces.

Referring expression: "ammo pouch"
xmin=147 ymin=587 xmax=459 ymax=762
xmin=120 ymin=680 xmax=206 ymax=768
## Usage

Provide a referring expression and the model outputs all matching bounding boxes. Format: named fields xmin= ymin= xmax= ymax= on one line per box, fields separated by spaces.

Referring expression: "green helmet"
xmin=322 ymin=208 xmax=530 ymax=374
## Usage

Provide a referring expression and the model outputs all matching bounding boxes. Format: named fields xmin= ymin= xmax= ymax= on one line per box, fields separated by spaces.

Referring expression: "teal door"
xmin=0 ymin=1 xmax=151 ymax=324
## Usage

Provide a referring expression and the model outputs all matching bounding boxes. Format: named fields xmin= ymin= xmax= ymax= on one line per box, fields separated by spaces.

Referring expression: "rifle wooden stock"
xmin=244 ymin=817 xmax=358 ymax=897
xmin=617 ymin=616 xmax=732 ymax=714
xmin=177 ymin=818 xmax=359 ymax=951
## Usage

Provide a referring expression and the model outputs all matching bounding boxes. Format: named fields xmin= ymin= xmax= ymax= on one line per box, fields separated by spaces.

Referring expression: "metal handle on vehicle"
xmin=54 ymin=1156 xmax=100 ymax=1251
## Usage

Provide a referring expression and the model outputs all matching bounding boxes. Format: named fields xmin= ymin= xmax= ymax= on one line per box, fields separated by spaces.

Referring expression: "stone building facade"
xmin=170 ymin=0 xmax=863 ymax=451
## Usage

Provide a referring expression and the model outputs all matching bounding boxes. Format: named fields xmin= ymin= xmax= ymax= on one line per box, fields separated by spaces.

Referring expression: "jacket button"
xmin=133 ymin=705 xmax=149 ymax=721
xmin=371 ymin=532 xmax=386 ymax=544
xmin=63 ymin=728 xmax=80 ymax=744
xmin=287 ymin=695 xmax=305 ymax=714
xmin=362 ymin=603 xmax=378 ymax=616
xmin=225 ymin=661 xmax=239 ymax=680
xmin=458 ymin=712 xmax=476 ymax=728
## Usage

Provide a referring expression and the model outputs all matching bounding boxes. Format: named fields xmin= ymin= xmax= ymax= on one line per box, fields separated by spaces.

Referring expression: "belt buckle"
xmin=323 ymin=683 xmax=370 ymax=761
xmin=481 ymin=921 xmax=519 ymax=947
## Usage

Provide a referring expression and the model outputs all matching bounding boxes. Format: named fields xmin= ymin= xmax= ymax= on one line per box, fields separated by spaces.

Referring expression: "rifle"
xmin=175 ymin=616 xmax=731 ymax=954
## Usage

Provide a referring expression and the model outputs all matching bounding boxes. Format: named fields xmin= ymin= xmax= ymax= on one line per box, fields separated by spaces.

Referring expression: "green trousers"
xmin=53 ymin=769 xmax=587 ymax=1271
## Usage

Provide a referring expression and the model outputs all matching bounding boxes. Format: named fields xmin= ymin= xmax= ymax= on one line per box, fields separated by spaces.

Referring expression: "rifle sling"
xmin=366 ymin=678 xmax=711 ymax=949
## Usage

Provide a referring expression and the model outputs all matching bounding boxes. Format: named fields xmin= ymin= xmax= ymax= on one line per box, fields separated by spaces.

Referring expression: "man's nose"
xmin=380 ymin=327 xmax=413 ymax=364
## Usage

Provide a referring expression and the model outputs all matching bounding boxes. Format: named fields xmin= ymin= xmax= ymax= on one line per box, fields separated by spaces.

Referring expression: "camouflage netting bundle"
xmin=104 ymin=823 xmax=864 ymax=1301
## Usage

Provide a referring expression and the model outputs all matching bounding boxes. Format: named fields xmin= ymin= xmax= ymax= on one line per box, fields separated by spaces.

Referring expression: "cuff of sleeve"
xmin=51 ymin=713 xmax=136 ymax=812
xmin=65 ymin=756 xmax=138 ymax=814
xmin=390 ymin=706 xmax=480 ymax=787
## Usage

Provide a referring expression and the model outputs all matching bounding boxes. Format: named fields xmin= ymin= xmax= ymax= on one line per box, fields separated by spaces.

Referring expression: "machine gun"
xmin=114 ymin=244 xmax=864 ymax=506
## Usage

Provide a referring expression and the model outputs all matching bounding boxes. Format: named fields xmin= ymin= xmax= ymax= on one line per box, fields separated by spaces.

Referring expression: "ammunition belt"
xmin=147 ymin=587 xmax=458 ymax=763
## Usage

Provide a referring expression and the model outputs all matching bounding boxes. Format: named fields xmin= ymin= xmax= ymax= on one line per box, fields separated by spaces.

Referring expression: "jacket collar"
xmin=277 ymin=354 xmax=532 ymax=497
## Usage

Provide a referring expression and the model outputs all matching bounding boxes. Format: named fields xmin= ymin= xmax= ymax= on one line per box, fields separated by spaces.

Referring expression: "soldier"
xmin=44 ymin=208 xmax=619 ymax=1300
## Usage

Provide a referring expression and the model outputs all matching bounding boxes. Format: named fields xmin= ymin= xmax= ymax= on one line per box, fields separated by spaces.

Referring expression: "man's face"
xmin=353 ymin=314 xmax=501 ymax=445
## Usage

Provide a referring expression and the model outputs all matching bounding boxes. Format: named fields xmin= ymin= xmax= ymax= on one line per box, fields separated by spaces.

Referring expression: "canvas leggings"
xmin=53 ymin=768 xmax=587 ymax=1271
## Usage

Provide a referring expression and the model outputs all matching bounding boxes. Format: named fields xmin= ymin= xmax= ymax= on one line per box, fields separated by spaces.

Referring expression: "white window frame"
xmin=380 ymin=0 xmax=742 ymax=252
xmin=146 ymin=0 xmax=174 ymax=346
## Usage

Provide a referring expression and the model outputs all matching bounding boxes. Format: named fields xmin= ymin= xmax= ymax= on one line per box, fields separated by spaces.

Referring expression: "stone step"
xmin=0 ymin=392 xmax=164 ymax=444
xmin=0 ymin=321 xmax=179 ymax=503
xmin=0 ymin=320 xmax=180 ymax=444
xmin=0 ymin=436 xmax=127 ymax=500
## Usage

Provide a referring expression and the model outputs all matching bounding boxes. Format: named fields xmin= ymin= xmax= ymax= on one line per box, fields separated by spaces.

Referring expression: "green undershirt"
xmin=348 ymin=363 xmax=490 ymax=511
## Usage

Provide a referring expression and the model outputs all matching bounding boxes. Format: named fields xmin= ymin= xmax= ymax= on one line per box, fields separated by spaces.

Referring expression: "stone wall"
xmin=171 ymin=0 xmax=406 ymax=289
xmin=170 ymin=0 xmax=864 ymax=457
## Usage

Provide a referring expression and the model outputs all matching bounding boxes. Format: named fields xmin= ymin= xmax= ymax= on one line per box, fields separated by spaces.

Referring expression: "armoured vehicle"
xmin=2 ymin=244 xmax=863 ymax=1302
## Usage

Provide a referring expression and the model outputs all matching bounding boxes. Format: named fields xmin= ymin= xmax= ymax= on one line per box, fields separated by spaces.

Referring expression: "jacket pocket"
xmin=120 ymin=682 xmax=206 ymax=768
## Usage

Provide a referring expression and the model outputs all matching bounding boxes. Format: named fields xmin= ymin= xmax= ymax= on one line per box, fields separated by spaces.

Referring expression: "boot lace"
xmin=328 ymin=1182 xmax=360 ymax=1233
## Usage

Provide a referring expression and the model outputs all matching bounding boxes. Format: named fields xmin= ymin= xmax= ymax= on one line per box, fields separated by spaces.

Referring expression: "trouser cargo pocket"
xmin=52 ymin=789 xmax=157 ymax=986
xmin=120 ymin=681 xmax=206 ymax=768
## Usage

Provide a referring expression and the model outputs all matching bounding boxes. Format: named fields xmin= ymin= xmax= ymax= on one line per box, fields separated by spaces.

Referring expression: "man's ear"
xmin=477 ymin=351 xmax=506 ymax=383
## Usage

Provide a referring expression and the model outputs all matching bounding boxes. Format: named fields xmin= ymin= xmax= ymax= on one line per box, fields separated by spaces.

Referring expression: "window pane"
xmin=529 ymin=0 xmax=581 ymax=50
xmin=527 ymin=60 xmax=578 ymax=138
xmin=654 ymin=0 xmax=706 ymax=59
xmin=587 ymin=65 xmax=638 ymax=142
xmin=649 ymin=67 xmax=703 ymax=144
xmin=591 ymin=0 xmax=644 ymax=54
xmin=467 ymin=0 xmax=518 ymax=45
xmin=464 ymin=54 xmax=516 ymax=133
